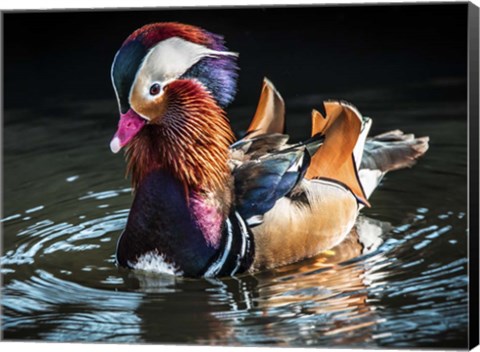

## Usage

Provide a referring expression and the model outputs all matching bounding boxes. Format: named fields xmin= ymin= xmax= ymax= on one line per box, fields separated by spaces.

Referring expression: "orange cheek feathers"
xmin=130 ymin=84 xmax=169 ymax=123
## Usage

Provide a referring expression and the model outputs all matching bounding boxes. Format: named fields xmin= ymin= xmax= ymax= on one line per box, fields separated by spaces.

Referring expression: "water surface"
xmin=1 ymin=80 xmax=468 ymax=347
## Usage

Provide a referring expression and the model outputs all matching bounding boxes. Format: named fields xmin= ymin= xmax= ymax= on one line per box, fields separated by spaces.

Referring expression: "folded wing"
xmin=231 ymin=134 xmax=323 ymax=226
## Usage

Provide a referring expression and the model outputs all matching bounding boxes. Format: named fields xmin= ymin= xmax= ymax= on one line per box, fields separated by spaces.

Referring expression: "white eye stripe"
xmin=142 ymin=37 xmax=237 ymax=82
xmin=130 ymin=37 xmax=237 ymax=102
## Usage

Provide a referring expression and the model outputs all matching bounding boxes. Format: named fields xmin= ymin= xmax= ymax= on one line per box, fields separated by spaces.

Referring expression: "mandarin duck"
xmin=109 ymin=22 xmax=429 ymax=277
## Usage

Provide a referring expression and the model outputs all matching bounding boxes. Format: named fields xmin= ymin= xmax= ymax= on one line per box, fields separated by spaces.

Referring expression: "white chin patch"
xmin=110 ymin=137 xmax=122 ymax=154
xmin=129 ymin=251 xmax=183 ymax=276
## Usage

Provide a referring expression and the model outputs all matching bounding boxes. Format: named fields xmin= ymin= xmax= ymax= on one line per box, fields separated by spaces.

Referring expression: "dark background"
xmin=3 ymin=3 xmax=468 ymax=114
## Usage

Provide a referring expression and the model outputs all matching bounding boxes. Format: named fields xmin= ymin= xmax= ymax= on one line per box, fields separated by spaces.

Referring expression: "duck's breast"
xmin=116 ymin=169 xmax=219 ymax=276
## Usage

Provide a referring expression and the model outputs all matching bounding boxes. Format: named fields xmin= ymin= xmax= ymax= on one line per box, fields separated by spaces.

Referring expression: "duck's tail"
xmin=361 ymin=130 xmax=430 ymax=171
xmin=358 ymin=130 xmax=430 ymax=199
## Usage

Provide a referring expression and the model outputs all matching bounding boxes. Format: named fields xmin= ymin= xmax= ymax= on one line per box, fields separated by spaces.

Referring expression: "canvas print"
xmin=1 ymin=3 xmax=478 ymax=349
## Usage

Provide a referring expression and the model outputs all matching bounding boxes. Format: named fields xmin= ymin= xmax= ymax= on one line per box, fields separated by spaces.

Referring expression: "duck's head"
xmin=109 ymin=22 xmax=237 ymax=193
xmin=109 ymin=22 xmax=238 ymax=154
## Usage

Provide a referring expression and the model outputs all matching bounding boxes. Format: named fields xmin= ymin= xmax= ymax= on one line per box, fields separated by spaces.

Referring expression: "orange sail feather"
xmin=306 ymin=101 xmax=370 ymax=206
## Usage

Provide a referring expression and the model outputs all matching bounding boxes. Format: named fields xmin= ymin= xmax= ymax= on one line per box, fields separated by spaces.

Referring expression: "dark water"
xmin=1 ymin=77 xmax=468 ymax=347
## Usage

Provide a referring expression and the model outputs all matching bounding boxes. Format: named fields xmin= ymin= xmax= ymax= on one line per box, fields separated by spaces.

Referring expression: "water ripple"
xmin=2 ymin=270 xmax=143 ymax=342
xmin=2 ymin=212 xmax=127 ymax=267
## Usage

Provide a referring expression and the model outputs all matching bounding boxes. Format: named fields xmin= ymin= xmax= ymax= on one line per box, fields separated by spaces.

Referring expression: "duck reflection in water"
xmin=123 ymin=216 xmax=389 ymax=345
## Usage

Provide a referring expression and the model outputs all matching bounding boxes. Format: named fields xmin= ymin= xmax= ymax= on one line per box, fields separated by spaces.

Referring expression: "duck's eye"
xmin=149 ymin=83 xmax=161 ymax=96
